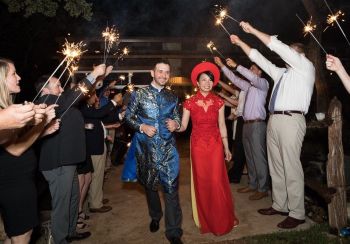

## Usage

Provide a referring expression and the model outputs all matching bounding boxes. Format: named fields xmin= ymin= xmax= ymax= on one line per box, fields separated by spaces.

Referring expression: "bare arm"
xmin=218 ymin=106 xmax=232 ymax=161
xmin=326 ymin=54 xmax=350 ymax=94
xmin=218 ymin=80 xmax=237 ymax=95
xmin=177 ymin=108 xmax=191 ymax=132
xmin=217 ymin=91 xmax=238 ymax=106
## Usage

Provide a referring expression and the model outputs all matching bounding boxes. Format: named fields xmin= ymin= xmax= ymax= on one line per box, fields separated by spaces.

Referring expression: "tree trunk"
xmin=302 ymin=0 xmax=329 ymax=112
xmin=327 ymin=97 xmax=347 ymax=233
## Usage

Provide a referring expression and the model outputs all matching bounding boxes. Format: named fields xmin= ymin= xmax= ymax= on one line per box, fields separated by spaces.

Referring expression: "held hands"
xmin=240 ymin=21 xmax=255 ymax=34
xmin=42 ymin=119 xmax=60 ymax=136
xmin=5 ymin=103 xmax=35 ymax=128
xmin=326 ymin=54 xmax=344 ymax=72
xmin=44 ymin=104 xmax=58 ymax=125
xmin=33 ymin=104 xmax=47 ymax=125
xmin=166 ymin=119 xmax=179 ymax=132
xmin=214 ymin=57 xmax=224 ymax=68
xmin=230 ymin=35 xmax=242 ymax=46
xmin=141 ymin=124 xmax=157 ymax=137
xmin=224 ymin=148 xmax=232 ymax=161
xmin=226 ymin=58 xmax=237 ymax=68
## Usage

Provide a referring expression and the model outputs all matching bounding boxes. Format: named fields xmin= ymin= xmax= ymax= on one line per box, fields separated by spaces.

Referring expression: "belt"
xmin=270 ymin=110 xmax=304 ymax=116
xmin=244 ymin=119 xmax=264 ymax=124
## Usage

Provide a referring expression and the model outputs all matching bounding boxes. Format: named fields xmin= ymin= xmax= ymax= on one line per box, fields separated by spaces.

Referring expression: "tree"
xmin=1 ymin=0 xmax=92 ymax=20
xmin=302 ymin=0 xmax=329 ymax=112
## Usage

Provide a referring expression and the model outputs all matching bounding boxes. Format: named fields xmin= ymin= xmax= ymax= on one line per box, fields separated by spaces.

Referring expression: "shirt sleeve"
xmin=236 ymin=65 xmax=269 ymax=91
xmin=267 ymin=35 xmax=313 ymax=74
xmin=183 ymin=98 xmax=191 ymax=111
xmin=249 ymin=48 xmax=285 ymax=82
xmin=221 ymin=66 xmax=251 ymax=91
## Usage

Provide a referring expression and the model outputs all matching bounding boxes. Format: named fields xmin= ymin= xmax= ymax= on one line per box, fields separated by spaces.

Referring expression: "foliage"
xmin=0 ymin=0 xmax=92 ymax=20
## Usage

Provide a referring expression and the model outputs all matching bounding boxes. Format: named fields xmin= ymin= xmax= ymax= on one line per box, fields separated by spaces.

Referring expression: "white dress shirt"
xmin=249 ymin=36 xmax=315 ymax=114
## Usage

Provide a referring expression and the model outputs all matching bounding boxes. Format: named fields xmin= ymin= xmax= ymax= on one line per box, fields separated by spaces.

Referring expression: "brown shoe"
xmin=237 ymin=187 xmax=256 ymax=193
xmin=90 ymin=205 xmax=112 ymax=213
xmin=249 ymin=191 xmax=268 ymax=200
xmin=277 ymin=216 xmax=305 ymax=229
xmin=258 ymin=207 xmax=288 ymax=216
xmin=102 ymin=198 xmax=109 ymax=204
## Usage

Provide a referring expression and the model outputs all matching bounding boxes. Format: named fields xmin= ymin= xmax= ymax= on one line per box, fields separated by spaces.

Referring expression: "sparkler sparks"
xmin=323 ymin=0 xmax=350 ymax=47
xmin=296 ymin=14 xmax=327 ymax=55
xmin=302 ymin=18 xmax=317 ymax=37
xmin=102 ymin=26 xmax=120 ymax=63
xmin=206 ymin=41 xmax=225 ymax=59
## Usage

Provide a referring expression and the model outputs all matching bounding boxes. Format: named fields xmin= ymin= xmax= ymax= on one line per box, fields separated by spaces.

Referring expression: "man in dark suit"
xmin=80 ymin=90 xmax=121 ymax=213
xmin=36 ymin=64 xmax=106 ymax=244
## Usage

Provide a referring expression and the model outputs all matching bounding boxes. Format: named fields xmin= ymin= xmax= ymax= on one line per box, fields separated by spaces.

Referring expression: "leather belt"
xmin=270 ymin=110 xmax=304 ymax=116
xmin=244 ymin=119 xmax=264 ymax=124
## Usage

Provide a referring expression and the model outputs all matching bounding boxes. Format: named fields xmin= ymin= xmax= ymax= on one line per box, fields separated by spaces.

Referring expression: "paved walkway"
xmin=81 ymin=137 xmax=312 ymax=244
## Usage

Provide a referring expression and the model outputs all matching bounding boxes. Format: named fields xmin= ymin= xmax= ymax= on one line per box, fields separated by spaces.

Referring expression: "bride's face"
xmin=197 ymin=73 xmax=213 ymax=93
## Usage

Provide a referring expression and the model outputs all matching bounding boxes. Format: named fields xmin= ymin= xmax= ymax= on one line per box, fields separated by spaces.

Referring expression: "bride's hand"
xmin=224 ymin=148 xmax=232 ymax=161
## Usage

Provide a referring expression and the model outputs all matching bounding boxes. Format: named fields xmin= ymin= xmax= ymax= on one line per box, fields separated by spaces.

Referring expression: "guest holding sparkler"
xmin=125 ymin=60 xmax=183 ymax=244
xmin=0 ymin=104 xmax=35 ymax=130
xmin=176 ymin=62 xmax=238 ymax=235
xmin=326 ymin=54 xmax=350 ymax=93
xmin=35 ymin=64 xmax=106 ymax=243
xmin=214 ymin=57 xmax=270 ymax=200
xmin=230 ymin=22 xmax=315 ymax=229
xmin=80 ymin=90 xmax=121 ymax=215
xmin=0 ymin=58 xmax=57 ymax=244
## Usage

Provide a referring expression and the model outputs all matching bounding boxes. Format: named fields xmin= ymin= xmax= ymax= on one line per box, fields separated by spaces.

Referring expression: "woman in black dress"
xmin=0 ymin=58 xmax=57 ymax=243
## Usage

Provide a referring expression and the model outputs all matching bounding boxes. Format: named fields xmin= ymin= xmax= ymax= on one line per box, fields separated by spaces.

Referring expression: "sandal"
xmin=79 ymin=211 xmax=89 ymax=220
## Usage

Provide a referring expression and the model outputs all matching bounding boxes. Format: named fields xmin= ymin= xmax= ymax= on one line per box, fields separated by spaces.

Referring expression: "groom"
xmin=125 ymin=59 xmax=183 ymax=244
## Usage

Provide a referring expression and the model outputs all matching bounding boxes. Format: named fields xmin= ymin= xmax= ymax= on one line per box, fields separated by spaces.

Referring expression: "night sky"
xmin=0 ymin=0 xmax=349 ymax=101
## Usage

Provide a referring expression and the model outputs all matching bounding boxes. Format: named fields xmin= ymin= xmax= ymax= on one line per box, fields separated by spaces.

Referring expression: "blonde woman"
xmin=0 ymin=58 xmax=57 ymax=244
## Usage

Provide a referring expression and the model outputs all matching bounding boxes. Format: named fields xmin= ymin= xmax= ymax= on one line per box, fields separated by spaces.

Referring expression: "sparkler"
xmin=112 ymin=47 xmax=130 ymax=66
xmin=59 ymin=83 xmax=89 ymax=119
xmin=102 ymin=26 xmax=119 ymax=63
xmin=54 ymin=64 xmax=79 ymax=104
xmin=206 ymin=41 xmax=225 ymax=59
xmin=296 ymin=14 xmax=327 ymax=55
xmin=215 ymin=17 xmax=231 ymax=37
xmin=217 ymin=8 xmax=240 ymax=24
xmin=323 ymin=0 xmax=350 ymax=47
xmin=32 ymin=40 xmax=86 ymax=102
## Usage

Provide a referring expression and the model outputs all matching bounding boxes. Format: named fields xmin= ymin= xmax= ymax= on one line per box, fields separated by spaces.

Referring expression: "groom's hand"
xmin=140 ymin=124 xmax=157 ymax=137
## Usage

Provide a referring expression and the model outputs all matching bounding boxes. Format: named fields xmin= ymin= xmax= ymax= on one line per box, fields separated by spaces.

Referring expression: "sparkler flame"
xmin=303 ymin=18 xmax=317 ymax=36
xmin=77 ymin=83 xmax=89 ymax=95
xmin=61 ymin=40 xmax=86 ymax=62
xmin=327 ymin=10 xmax=345 ymax=25
xmin=119 ymin=75 xmax=126 ymax=81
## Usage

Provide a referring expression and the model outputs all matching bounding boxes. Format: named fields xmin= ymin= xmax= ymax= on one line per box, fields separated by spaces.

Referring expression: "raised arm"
xmin=239 ymin=21 xmax=309 ymax=72
xmin=326 ymin=54 xmax=350 ymax=94
xmin=230 ymin=34 xmax=284 ymax=82
xmin=236 ymin=65 xmax=269 ymax=91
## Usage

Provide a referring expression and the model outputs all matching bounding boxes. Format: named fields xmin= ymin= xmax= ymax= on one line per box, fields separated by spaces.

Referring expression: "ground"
xmin=77 ymin=136 xmax=313 ymax=244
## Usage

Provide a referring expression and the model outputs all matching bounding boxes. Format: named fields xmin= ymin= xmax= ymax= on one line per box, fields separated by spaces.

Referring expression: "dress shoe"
xmin=258 ymin=207 xmax=288 ymax=216
xmin=89 ymin=205 xmax=112 ymax=213
xmin=237 ymin=186 xmax=256 ymax=193
xmin=66 ymin=231 xmax=91 ymax=242
xmin=149 ymin=219 xmax=159 ymax=232
xmin=102 ymin=198 xmax=109 ymax=204
xmin=277 ymin=216 xmax=305 ymax=229
xmin=169 ymin=237 xmax=183 ymax=244
xmin=249 ymin=191 xmax=268 ymax=200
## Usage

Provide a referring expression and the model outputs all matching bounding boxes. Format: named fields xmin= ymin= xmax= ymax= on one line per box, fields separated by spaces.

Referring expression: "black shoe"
xmin=229 ymin=178 xmax=240 ymax=184
xmin=169 ymin=237 xmax=183 ymax=244
xmin=149 ymin=219 xmax=159 ymax=232
xmin=66 ymin=231 xmax=91 ymax=242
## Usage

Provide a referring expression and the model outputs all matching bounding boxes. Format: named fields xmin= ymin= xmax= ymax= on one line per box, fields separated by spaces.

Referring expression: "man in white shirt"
xmin=229 ymin=22 xmax=315 ymax=229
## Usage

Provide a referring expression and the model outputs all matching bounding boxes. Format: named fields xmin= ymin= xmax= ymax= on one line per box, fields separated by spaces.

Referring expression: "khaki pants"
xmin=88 ymin=144 xmax=107 ymax=209
xmin=267 ymin=114 xmax=306 ymax=220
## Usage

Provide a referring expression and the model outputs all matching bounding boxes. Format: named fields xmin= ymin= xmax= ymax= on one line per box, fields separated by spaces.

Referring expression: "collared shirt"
xmin=249 ymin=36 xmax=315 ymax=114
xmin=222 ymin=65 xmax=269 ymax=120
xmin=234 ymin=91 xmax=246 ymax=117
